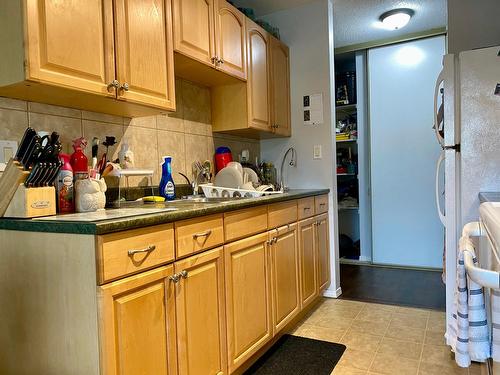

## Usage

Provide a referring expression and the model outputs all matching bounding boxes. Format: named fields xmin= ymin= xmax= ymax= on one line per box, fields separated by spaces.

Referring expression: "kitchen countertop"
xmin=0 ymin=189 xmax=329 ymax=235
xmin=479 ymin=192 xmax=500 ymax=203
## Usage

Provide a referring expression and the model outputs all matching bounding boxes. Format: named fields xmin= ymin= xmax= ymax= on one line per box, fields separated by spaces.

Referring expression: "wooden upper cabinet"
xmin=25 ymin=0 xmax=115 ymax=97
xmin=270 ymin=224 xmax=300 ymax=333
xmin=224 ymin=233 xmax=272 ymax=373
xmin=270 ymin=37 xmax=291 ymax=136
xmin=114 ymin=0 xmax=176 ymax=110
xmin=172 ymin=0 xmax=215 ymax=65
xmin=246 ymin=19 xmax=271 ymax=131
xmin=174 ymin=248 xmax=227 ymax=375
xmin=98 ymin=266 xmax=177 ymax=375
xmin=215 ymin=0 xmax=246 ymax=80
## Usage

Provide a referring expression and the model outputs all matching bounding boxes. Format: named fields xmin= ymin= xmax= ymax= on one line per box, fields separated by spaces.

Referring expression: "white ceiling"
xmin=232 ymin=0 xmax=447 ymax=49
xmin=333 ymin=0 xmax=447 ymax=48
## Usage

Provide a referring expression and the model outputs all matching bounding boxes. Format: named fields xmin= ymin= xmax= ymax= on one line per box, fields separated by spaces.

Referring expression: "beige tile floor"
xmin=288 ymin=298 xmax=483 ymax=375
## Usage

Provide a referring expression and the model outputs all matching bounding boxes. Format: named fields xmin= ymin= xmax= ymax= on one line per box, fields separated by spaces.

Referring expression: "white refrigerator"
xmin=434 ymin=45 xmax=500 ymax=346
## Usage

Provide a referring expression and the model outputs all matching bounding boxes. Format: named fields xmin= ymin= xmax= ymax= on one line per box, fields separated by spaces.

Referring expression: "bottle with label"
xmin=56 ymin=153 xmax=75 ymax=213
xmin=159 ymin=156 xmax=175 ymax=200
xmin=70 ymin=137 xmax=88 ymax=180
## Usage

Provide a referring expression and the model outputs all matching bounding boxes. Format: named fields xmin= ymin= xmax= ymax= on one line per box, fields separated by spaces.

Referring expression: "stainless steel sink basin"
xmin=178 ymin=196 xmax=247 ymax=203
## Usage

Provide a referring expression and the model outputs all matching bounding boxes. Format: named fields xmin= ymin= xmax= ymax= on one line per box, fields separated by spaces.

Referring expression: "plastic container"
xmin=159 ymin=156 xmax=175 ymax=200
xmin=56 ymin=153 xmax=74 ymax=213
xmin=215 ymin=146 xmax=233 ymax=173
xmin=70 ymin=137 xmax=88 ymax=180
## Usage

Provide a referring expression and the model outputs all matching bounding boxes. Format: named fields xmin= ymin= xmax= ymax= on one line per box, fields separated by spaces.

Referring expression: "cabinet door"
xmin=215 ymin=0 xmax=246 ymax=80
xmin=299 ymin=217 xmax=318 ymax=308
xmin=172 ymin=0 xmax=215 ymax=66
xmin=246 ymin=19 xmax=271 ymax=131
xmin=316 ymin=214 xmax=331 ymax=292
xmin=175 ymin=248 xmax=227 ymax=375
xmin=270 ymin=224 xmax=300 ymax=333
xmin=224 ymin=233 xmax=272 ymax=373
xmin=25 ymin=0 xmax=115 ymax=96
xmin=98 ymin=266 xmax=177 ymax=375
xmin=114 ymin=0 xmax=176 ymax=110
xmin=270 ymin=37 xmax=291 ymax=136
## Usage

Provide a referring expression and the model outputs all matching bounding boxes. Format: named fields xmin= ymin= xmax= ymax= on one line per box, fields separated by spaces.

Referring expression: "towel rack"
xmin=462 ymin=221 xmax=500 ymax=289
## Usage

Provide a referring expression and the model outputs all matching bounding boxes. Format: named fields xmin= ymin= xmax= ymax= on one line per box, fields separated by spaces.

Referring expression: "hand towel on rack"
xmin=448 ymin=235 xmax=490 ymax=367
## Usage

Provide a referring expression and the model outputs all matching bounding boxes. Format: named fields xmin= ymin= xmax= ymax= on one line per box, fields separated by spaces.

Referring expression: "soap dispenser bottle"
xmin=159 ymin=156 xmax=175 ymax=200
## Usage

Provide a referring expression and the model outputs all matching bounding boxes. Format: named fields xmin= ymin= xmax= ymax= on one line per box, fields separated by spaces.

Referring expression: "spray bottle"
xmin=159 ymin=156 xmax=175 ymax=200
xmin=56 ymin=153 xmax=74 ymax=213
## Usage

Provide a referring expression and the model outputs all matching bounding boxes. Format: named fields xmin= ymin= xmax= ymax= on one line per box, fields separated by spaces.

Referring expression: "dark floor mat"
xmin=244 ymin=334 xmax=346 ymax=375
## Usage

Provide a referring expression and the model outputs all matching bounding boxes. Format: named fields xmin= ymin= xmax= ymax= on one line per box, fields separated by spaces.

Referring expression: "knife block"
xmin=3 ymin=184 xmax=56 ymax=218
xmin=0 ymin=159 xmax=56 ymax=218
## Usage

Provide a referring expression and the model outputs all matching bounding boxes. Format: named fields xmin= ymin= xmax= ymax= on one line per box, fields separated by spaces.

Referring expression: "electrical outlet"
xmin=0 ymin=140 xmax=18 ymax=163
xmin=313 ymin=145 xmax=322 ymax=159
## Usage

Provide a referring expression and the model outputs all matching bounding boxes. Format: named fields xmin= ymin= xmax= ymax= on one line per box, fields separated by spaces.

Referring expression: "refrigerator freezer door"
xmin=436 ymin=150 xmax=446 ymax=225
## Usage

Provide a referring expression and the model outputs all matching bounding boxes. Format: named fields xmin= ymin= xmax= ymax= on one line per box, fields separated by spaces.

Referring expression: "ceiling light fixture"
xmin=379 ymin=8 xmax=414 ymax=30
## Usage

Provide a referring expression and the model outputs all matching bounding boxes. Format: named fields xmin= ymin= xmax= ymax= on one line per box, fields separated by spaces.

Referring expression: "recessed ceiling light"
xmin=379 ymin=8 xmax=415 ymax=30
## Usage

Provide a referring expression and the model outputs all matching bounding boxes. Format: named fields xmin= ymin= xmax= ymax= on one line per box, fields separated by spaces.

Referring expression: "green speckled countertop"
xmin=0 ymin=189 xmax=329 ymax=235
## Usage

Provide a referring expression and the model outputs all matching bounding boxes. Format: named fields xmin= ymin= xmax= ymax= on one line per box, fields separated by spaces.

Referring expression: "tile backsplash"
xmin=0 ymin=78 xmax=260 ymax=185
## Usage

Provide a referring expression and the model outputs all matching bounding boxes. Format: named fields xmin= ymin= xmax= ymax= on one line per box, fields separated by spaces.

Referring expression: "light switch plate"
xmin=0 ymin=140 xmax=18 ymax=163
xmin=313 ymin=145 xmax=322 ymax=159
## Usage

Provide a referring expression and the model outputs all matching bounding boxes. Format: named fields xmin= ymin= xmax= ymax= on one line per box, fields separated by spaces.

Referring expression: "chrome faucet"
xmin=179 ymin=161 xmax=211 ymax=196
xmin=278 ymin=147 xmax=297 ymax=192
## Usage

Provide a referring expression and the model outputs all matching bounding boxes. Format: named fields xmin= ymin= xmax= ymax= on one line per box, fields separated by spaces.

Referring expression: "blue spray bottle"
xmin=159 ymin=156 xmax=176 ymax=200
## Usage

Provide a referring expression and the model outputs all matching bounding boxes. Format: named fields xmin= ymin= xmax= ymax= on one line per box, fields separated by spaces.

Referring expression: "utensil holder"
xmin=0 ymin=158 xmax=56 ymax=218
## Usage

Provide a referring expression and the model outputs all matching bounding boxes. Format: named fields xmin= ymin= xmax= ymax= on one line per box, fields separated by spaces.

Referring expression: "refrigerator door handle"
xmin=434 ymin=69 xmax=445 ymax=148
xmin=436 ymin=151 xmax=446 ymax=226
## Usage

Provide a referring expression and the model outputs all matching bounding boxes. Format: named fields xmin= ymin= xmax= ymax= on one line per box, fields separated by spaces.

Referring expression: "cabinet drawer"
xmin=224 ymin=206 xmax=268 ymax=242
xmin=298 ymin=197 xmax=315 ymax=219
xmin=315 ymin=194 xmax=329 ymax=214
xmin=175 ymin=214 xmax=224 ymax=258
xmin=97 ymin=224 xmax=175 ymax=284
xmin=268 ymin=200 xmax=297 ymax=229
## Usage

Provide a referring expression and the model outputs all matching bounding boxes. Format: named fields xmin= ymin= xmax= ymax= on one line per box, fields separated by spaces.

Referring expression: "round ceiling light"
xmin=379 ymin=8 xmax=415 ymax=30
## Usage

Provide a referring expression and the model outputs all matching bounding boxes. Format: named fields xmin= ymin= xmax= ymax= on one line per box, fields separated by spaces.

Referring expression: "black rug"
xmin=244 ymin=334 xmax=346 ymax=375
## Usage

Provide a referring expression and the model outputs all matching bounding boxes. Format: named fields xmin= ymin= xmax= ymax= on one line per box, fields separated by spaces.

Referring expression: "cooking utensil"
xmin=15 ymin=127 xmax=36 ymax=161
xmin=91 ymin=137 xmax=99 ymax=169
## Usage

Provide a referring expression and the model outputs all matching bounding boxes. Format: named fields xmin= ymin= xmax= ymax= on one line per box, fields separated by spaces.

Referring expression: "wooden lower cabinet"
xmin=298 ymin=217 xmax=318 ymax=308
xmin=270 ymin=223 xmax=300 ymax=333
xmin=98 ymin=265 xmax=177 ymax=375
xmin=316 ymin=214 xmax=331 ymax=292
xmin=224 ymin=233 xmax=272 ymax=373
xmin=174 ymin=247 xmax=227 ymax=375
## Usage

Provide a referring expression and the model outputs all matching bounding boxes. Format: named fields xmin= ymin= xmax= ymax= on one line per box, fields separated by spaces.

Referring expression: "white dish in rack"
xmin=200 ymin=183 xmax=282 ymax=198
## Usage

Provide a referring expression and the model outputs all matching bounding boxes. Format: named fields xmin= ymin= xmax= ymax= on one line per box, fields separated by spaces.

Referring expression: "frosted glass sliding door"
xmin=368 ymin=36 xmax=445 ymax=268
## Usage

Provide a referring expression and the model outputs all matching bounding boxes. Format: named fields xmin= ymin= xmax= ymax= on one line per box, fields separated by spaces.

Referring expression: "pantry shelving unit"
xmin=335 ymin=51 xmax=372 ymax=264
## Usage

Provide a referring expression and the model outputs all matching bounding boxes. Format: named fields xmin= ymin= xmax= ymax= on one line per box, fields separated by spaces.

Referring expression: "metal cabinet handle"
xmin=180 ymin=270 xmax=188 ymax=279
xmin=218 ymin=58 xmax=224 ymax=65
xmin=304 ymin=207 xmax=311 ymax=211
xmin=193 ymin=230 xmax=212 ymax=239
xmin=107 ymin=79 xmax=120 ymax=93
xmin=120 ymin=82 xmax=129 ymax=92
xmin=319 ymin=203 xmax=326 ymax=206
xmin=169 ymin=273 xmax=180 ymax=283
xmin=211 ymin=56 xmax=219 ymax=64
xmin=128 ymin=244 xmax=156 ymax=256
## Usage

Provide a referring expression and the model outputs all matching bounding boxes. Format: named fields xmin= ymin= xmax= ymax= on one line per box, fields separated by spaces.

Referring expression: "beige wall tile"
xmin=0 ymin=97 xmax=27 ymax=111
xmin=121 ymin=125 xmax=159 ymax=185
xmin=125 ymin=115 xmax=157 ymax=129
xmin=185 ymin=133 xmax=209 ymax=179
xmin=182 ymin=80 xmax=211 ymax=124
xmin=157 ymin=130 xmax=186 ymax=184
xmin=82 ymin=120 xmax=124 ymax=164
xmin=157 ymin=114 xmax=184 ymax=133
xmin=184 ymin=119 xmax=209 ymax=136
xmin=207 ymin=137 xmax=215 ymax=166
xmin=29 ymin=102 xmax=81 ymax=118
xmin=28 ymin=112 xmax=82 ymax=154
xmin=0 ymin=108 xmax=28 ymax=142
xmin=82 ymin=110 xmax=123 ymax=125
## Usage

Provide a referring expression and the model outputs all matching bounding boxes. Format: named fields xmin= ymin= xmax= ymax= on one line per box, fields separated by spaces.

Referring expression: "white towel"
xmin=447 ymin=235 xmax=490 ymax=367
xmin=490 ymin=246 xmax=500 ymax=362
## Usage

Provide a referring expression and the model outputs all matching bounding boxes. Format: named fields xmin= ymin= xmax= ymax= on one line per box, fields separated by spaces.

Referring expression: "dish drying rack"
xmin=200 ymin=183 xmax=283 ymax=198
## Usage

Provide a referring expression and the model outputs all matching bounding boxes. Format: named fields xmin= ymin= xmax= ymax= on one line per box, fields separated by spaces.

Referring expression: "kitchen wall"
xmin=0 ymin=78 xmax=260 ymax=185
xmin=447 ymin=0 xmax=500 ymax=54
xmin=258 ymin=0 xmax=340 ymax=296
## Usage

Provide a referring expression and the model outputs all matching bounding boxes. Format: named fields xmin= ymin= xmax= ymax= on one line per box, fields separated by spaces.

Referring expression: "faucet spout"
xmin=279 ymin=147 xmax=297 ymax=192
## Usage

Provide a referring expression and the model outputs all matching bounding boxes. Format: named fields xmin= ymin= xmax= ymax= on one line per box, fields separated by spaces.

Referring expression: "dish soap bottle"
xmin=159 ymin=156 xmax=175 ymax=200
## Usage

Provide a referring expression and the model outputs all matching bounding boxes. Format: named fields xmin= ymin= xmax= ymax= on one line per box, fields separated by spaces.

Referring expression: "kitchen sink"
xmin=177 ymin=196 xmax=248 ymax=203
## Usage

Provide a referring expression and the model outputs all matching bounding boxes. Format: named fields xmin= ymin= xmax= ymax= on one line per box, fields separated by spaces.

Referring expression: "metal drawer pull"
xmin=319 ymin=203 xmax=326 ymax=206
xmin=304 ymin=207 xmax=311 ymax=210
xmin=169 ymin=273 xmax=180 ymax=283
xmin=193 ymin=230 xmax=212 ymax=239
xmin=317 ymin=220 xmax=326 ymax=226
xmin=180 ymin=270 xmax=188 ymax=279
xmin=128 ymin=244 xmax=156 ymax=256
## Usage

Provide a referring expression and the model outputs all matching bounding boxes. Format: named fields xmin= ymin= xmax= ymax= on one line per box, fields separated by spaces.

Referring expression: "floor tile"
xmin=424 ymin=330 xmax=446 ymax=346
xmin=291 ymin=324 xmax=346 ymax=343
xmin=347 ymin=319 xmax=390 ymax=337
xmin=426 ymin=315 xmax=446 ymax=333
xmin=391 ymin=312 xmax=429 ymax=329
xmin=370 ymin=352 xmax=419 ymax=375
xmin=340 ymin=331 xmax=382 ymax=352
xmin=331 ymin=365 xmax=368 ymax=375
xmin=469 ymin=361 xmax=484 ymax=374
xmin=355 ymin=307 xmax=392 ymax=324
xmin=421 ymin=345 xmax=460 ymax=369
xmin=385 ymin=321 xmax=426 ymax=343
xmin=337 ymin=348 xmax=376 ymax=370
xmin=418 ymin=362 xmax=468 ymax=375
xmin=377 ymin=337 xmax=423 ymax=360
xmin=396 ymin=306 xmax=432 ymax=318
